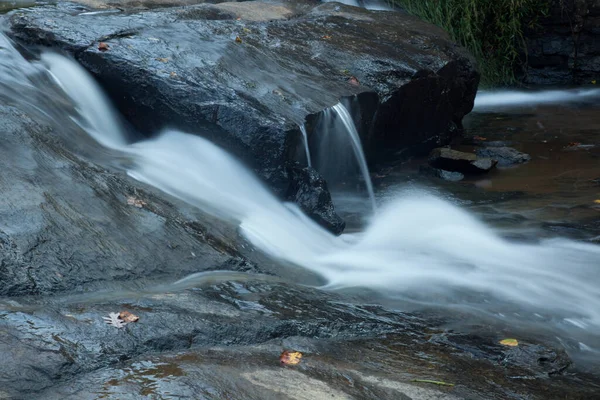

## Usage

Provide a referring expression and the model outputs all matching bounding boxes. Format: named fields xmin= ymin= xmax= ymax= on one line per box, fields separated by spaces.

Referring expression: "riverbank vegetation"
xmin=393 ymin=0 xmax=549 ymax=85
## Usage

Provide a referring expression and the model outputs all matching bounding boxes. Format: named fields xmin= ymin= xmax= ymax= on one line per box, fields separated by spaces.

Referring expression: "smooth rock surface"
xmin=476 ymin=146 xmax=531 ymax=166
xmin=419 ymin=165 xmax=464 ymax=182
xmin=428 ymin=147 xmax=497 ymax=174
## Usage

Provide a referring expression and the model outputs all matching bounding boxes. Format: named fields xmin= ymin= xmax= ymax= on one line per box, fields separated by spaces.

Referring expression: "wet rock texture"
xmin=524 ymin=0 xmax=600 ymax=84
xmin=7 ymin=0 xmax=478 ymax=231
xmin=476 ymin=146 xmax=531 ymax=166
xmin=428 ymin=147 xmax=497 ymax=174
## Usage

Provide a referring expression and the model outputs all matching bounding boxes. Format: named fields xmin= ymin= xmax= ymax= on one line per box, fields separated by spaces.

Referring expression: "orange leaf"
xmin=321 ymin=35 xmax=332 ymax=40
xmin=348 ymin=76 xmax=360 ymax=86
xmin=279 ymin=350 xmax=302 ymax=366
xmin=98 ymin=42 xmax=110 ymax=52
xmin=119 ymin=310 xmax=140 ymax=323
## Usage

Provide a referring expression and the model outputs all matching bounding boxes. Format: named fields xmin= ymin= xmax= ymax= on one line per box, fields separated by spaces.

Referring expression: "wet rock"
xmin=428 ymin=147 xmax=497 ymax=174
xmin=419 ymin=165 xmax=464 ymax=182
xmin=0 ymin=104 xmax=244 ymax=297
xmin=476 ymin=146 xmax=531 ymax=166
xmin=523 ymin=0 xmax=600 ymax=84
xmin=263 ymin=163 xmax=345 ymax=234
xmin=8 ymin=1 xmax=478 ymax=229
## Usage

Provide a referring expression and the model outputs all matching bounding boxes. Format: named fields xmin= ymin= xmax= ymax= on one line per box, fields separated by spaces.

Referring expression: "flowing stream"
xmin=2 ymin=33 xmax=600 ymax=361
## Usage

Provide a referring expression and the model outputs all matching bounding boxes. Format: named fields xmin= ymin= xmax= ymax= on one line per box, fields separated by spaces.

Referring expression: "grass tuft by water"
xmin=390 ymin=0 xmax=549 ymax=86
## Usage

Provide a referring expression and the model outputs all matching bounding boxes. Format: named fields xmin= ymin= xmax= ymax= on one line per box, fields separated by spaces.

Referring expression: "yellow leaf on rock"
xmin=594 ymin=199 xmax=600 ymax=204
xmin=279 ymin=350 xmax=302 ymax=366
xmin=499 ymin=338 xmax=519 ymax=347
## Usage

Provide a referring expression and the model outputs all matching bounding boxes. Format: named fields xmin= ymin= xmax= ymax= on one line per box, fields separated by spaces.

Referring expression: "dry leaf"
xmin=567 ymin=142 xmax=581 ymax=147
xmin=119 ymin=310 xmax=140 ymax=323
xmin=593 ymin=199 xmax=600 ymax=204
xmin=126 ymin=196 xmax=146 ymax=208
xmin=473 ymin=135 xmax=487 ymax=141
xmin=98 ymin=42 xmax=110 ymax=52
xmin=279 ymin=350 xmax=302 ymax=366
xmin=103 ymin=312 xmax=126 ymax=328
xmin=156 ymin=57 xmax=169 ymax=63
xmin=170 ymin=71 xmax=177 ymax=78
xmin=321 ymin=35 xmax=332 ymax=40
xmin=499 ymin=338 xmax=519 ymax=347
xmin=348 ymin=76 xmax=360 ymax=86
xmin=236 ymin=17 xmax=241 ymax=20
xmin=235 ymin=36 xmax=243 ymax=44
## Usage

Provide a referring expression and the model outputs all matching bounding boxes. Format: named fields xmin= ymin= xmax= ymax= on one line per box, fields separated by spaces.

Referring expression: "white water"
xmin=299 ymin=124 xmax=312 ymax=167
xmin=474 ymin=88 xmax=600 ymax=110
xmin=331 ymin=103 xmax=377 ymax=214
xmin=3 ymin=39 xmax=600 ymax=354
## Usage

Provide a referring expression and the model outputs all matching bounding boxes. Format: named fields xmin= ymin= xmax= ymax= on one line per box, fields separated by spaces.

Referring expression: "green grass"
xmin=391 ymin=0 xmax=549 ymax=86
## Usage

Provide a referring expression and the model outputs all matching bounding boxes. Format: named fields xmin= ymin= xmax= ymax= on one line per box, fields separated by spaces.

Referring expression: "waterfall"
xmin=4 ymin=36 xmax=600 ymax=357
xmin=331 ymin=103 xmax=376 ymax=213
xmin=474 ymin=88 xmax=600 ymax=110
xmin=299 ymin=124 xmax=312 ymax=167
xmin=312 ymin=101 xmax=377 ymax=214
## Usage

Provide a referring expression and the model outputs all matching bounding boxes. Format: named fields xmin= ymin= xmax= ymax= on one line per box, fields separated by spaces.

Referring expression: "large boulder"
xmin=7 ymin=1 xmax=479 ymax=220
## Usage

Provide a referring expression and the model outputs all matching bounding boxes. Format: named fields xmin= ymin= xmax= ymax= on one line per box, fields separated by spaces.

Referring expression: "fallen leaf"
xmin=592 ymin=80 xmax=597 ymax=84
xmin=119 ymin=310 xmax=140 ymax=323
xmin=98 ymin=42 xmax=110 ymax=52
xmin=321 ymin=35 xmax=332 ymax=40
xmin=242 ymin=27 xmax=251 ymax=33
xmin=170 ymin=71 xmax=177 ymax=78
xmin=156 ymin=57 xmax=169 ymax=63
xmin=103 ymin=312 xmax=126 ymax=328
xmin=594 ymin=199 xmax=600 ymax=204
xmin=567 ymin=142 xmax=581 ymax=147
xmin=126 ymin=196 xmax=147 ymax=208
xmin=279 ymin=350 xmax=302 ymax=366
xmin=235 ymin=36 xmax=242 ymax=44
xmin=499 ymin=338 xmax=519 ymax=347
xmin=236 ymin=17 xmax=241 ymax=20
xmin=411 ymin=379 xmax=455 ymax=387
xmin=473 ymin=135 xmax=487 ymax=141
xmin=348 ymin=76 xmax=360 ymax=86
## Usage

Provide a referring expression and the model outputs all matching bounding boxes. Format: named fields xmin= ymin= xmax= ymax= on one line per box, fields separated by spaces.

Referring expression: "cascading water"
xmin=331 ymin=103 xmax=377 ymax=214
xmin=312 ymin=101 xmax=377 ymax=214
xmin=299 ymin=124 xmax=312 ymax=167
xmin=474 ymin=88 xmax=600 ymax=110
xmin=2 ymin=32 xmax=600 ymax=362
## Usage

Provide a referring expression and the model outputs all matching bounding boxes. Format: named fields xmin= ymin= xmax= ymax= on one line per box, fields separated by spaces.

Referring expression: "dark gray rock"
xmin=476 ymin=146 xmax=531 ymax=166
xmin=419 ymin=165 xmax=464 ymax=181
xmin=428 ymin=147 xmax=497 ymax=174
xmin=0 ymin=104 xmax=245 ymax=297
xmin=523 ymin=0 xmax=600 ymax=84
xmin=263 ymin=163 xmax=345 ymax=234
xmin=7 ymin=0 xmax=479 ymax=212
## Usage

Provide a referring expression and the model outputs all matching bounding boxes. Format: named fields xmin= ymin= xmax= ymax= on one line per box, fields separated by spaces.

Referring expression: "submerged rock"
xmin=419 ymin=165 xmax=465 ymax=182
xmin=428 ymin=147 xmax=497 ymax=174
xmin=7 ymin=0 xmax=479 ymax=230
xmin=476 ymin=146 xmax=531 ymax=166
